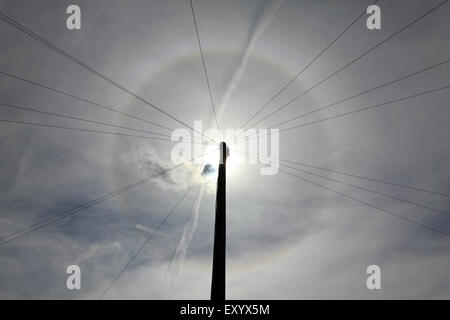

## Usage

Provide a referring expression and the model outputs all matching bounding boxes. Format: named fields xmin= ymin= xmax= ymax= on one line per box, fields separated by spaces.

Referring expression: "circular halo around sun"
xmin=110 ymin=50 xmax=333 ymax=269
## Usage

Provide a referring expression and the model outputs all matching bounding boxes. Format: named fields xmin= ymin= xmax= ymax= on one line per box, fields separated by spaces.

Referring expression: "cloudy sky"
xmin=0 ymin=0 xmax=449 ymax=299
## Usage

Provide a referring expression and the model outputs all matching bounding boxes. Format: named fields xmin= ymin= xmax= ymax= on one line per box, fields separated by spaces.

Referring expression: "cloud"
xmin=214 ymin=0 xmax=284 ymax=126
xmin=166 ymin=184 xmax=205 ymax=296
xmin=120 ymin=141 xmax=197 ymax=191
xmin=0 ymin=0 xmax=449 ymax=300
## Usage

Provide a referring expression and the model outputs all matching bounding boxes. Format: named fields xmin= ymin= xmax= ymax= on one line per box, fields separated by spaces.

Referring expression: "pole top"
xmin=219 ymin=142 xmax=229 ymax=165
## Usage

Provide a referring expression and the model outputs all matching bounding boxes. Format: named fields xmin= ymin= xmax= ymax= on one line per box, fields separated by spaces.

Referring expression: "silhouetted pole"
xmin=211 ymin=142 xmax=228 ymax=301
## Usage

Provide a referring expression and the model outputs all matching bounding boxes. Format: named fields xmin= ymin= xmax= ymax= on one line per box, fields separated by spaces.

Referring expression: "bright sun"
xmin=199 ymin=143 xmax=243 ymax=181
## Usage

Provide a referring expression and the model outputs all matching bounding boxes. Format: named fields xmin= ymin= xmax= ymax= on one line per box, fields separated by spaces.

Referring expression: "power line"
xmin=0 ymin=150 xmax=215 ymax=247
xmin=277 ymin=157 xmax=450 ymax=198
xmin=0 ymin=118 xmax=177 ymax=141
xmin=99 ymin=180 xmax=199 ymax=299
xmin=0 ymin=102 xmax=173 ymax=138
xmin=0 ymin=118 xmax=180 ymax=142
xmin=0 ymin=167 xmax=176 ymax=247
xmin=233 ymin=146 xmax=450 ymax=238
xmin=0 ymin=69 xmax=174 ymax=133
xmin=279 ymin=168 xmax=450 ymax=238
xmin=270 ymin=58 xmax=450 ymax=128
xmin=232 ymin=148 xmax=450 ymax=216
xmin=280 ymin=84 xmax=450 ymax=133
xmin=245 ymin=0 xmax=449 ymax=129
xmin=232 ymin=83 xmax=450 ymax=145
xmin=0 ymin=102 xmax=203 ymax=144
xmin=189 ymin=0 xmax=220 ymax=130
xmin=0 ymin=117 xmax=206 ymax=145
xmin=282 ymin=161 xmax=450 ymax=198
xmin=231 ymin=148 xmax=450 ymax=198
xmin=0 ymin=11 xmax=217 ymax=144
xmin=235 ymin=0 xmax=379 ymax=134
xmin=279 ymin=163 xmax=450 ymax=217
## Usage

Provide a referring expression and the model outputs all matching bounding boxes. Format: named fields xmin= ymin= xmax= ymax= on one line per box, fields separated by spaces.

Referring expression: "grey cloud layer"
xmin=0 ymin=0 xmax=449 ymax=299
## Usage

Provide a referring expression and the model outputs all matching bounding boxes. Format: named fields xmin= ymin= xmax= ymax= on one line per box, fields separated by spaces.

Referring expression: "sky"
xmin=0 ymin=0 xmax=450 ymax=299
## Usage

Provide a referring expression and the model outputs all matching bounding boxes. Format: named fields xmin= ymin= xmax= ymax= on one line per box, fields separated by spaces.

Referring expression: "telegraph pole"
xmin=211 ymin=142 xmax=228 ymax=301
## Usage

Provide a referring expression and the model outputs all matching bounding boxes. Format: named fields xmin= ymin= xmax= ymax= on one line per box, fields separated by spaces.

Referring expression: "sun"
xmin=199 ymin=143 xmax=243 ymax=181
